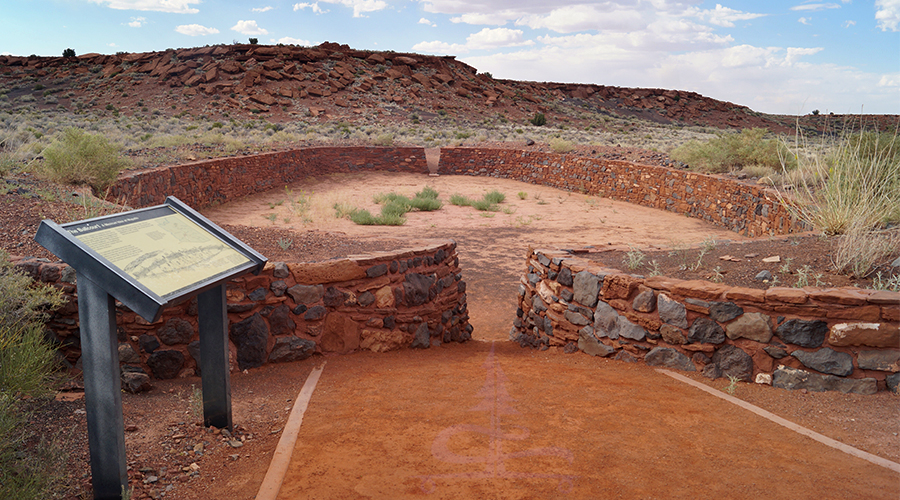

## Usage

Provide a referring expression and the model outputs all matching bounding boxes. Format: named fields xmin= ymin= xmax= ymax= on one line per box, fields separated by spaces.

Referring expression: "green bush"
xmin=41 ymin=127 xmax=130 ymax=192
xmin=0 ymin=251 xmax=66 ymax=499
xmin=62 ymin=48 xmax=75 ymax=58
xmin=530 ymin=113 xmax=546 ymax=127
xmin=483 ymin=190 xmax=505 ymax=204
xmin=671 ymin=128 xmax=794 ymax=174
xmin=449 ymin=193 xmax=472 ymax=206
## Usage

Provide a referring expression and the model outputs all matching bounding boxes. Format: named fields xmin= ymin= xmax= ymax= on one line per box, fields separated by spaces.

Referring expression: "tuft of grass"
xmin=517 ymin=191 xmax=527 ymax=200
xmin=832 ymin=228 xmax=900 ymax=278
xmin=277 ymin=238 xmax=292 ymax=251
xmin=40 ymin=127 xmax=131 ymax=192
xmin=623 ymin=247 xmax=646 ymax=270
xmin=549 ymin=138 xmax=574 ymax=153
xmin=449 ymin=193 xmax=472 ymax=206
xmin=483 ymin=190 xmax=505 ymax=204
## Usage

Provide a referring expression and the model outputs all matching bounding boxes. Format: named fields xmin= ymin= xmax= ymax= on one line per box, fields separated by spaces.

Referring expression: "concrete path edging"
xmin=657 ymin=368 xmax=900 ymax=474
xmin=256 ymin=362 xmax=326 ymax=500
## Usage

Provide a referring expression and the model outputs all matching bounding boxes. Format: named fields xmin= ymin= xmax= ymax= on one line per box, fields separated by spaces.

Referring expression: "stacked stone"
xmin=437 ymin=148 xmax=807 ymax=237
xmin=109 ymin=146 xmax=429 ymax=209
xmin=12 ymin=240 xmax=471 ymax=385
xmin=514 ymin=248 xmax=900 ymax=394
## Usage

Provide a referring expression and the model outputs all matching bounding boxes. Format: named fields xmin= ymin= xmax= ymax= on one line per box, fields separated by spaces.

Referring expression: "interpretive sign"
xmin=35 ymin=196 xmax=266 ymax=500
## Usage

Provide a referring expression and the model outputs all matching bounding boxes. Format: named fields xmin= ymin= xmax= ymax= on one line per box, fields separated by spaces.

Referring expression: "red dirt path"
xmin=277 ymin=341 xmax=898 ymax=499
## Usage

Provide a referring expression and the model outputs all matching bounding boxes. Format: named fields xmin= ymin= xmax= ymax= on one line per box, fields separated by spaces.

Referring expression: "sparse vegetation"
xmin=671 ymin=128 xmax=794 ymax=174
xmin=40 ymin=127 xmax=130 ymax=192
xmin=623 ymin=247 xmax=646 ymax=270
xmin=530 ymin=113 xmax=546 ymax=127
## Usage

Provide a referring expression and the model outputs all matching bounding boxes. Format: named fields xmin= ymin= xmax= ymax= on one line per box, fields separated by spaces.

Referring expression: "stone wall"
xmin=108 ymin=146 xmax=429 ymax=208
xmin=437 ymin=148 xmax=806 ymax=237
xmin=514 ymin=248 xmax=900 ymax=394
xmin=13 ymin=240 xmax=471 ymax=386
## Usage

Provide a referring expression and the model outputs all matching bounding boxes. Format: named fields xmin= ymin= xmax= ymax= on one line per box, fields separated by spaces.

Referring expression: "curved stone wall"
xmin=514 ymin=248 xmax=900 ymax=393
xmin=437 ymin=148 xmax=806 ymax=237
xmin=14 ymin=240 xmax=471 ymax=385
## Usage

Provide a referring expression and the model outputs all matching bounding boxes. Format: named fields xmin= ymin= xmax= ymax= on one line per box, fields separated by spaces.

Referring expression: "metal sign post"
xmin=35 ymin=196 xmax=266 ymax=500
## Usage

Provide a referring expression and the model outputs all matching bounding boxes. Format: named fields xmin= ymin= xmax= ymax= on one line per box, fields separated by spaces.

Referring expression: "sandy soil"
xmin=203 ymin=172 xmax=746 ymax=341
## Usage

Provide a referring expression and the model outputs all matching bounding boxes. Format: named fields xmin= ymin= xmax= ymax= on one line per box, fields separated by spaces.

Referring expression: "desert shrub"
xmin=483 ymin=190 xmax=505 ymax=204
xmin=470 ymin=199 xmax=499 ymax=211
xmin=372 ymin=133 xmax=393 ymax=146
xmin=530 ymin=113 xmax=546 ymax=127
xmin=671 ymin=128 xmax=793 ymax=174
xmin=549 ymin=138 xmax=574 ymax=153
xmin=0 ymin=251 xmax=66 ymax=499
xmin=62 ymin=48 xmax=75 ymax=58
xmin=449 ymin=194 xmax=472 ymax=206
xmin=832 ymin=227 xmax=900 ymax=278
xmin=41 ymin=127 xmax=130 ymax=192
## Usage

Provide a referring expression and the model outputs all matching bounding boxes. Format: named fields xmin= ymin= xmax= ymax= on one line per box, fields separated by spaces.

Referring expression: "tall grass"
xmin=671 ymin=128 xmax=794 ymax=174
xmin=0 ymin=251 xmax=67 ymax=499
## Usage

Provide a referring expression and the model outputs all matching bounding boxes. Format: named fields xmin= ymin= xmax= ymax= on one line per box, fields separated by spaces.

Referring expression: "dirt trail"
xmin=276 ymin=341 xmax=898 ymax=499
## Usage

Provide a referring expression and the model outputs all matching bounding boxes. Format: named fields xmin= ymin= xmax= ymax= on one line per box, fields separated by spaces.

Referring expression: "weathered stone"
xmin=287 ymin=284 xmax=324 ymax=304
xmin=157 ymin=318 xmax=194 ymax=345
xmin=118 ymin=343 xmax=140 ymax=363
xmin=147 ymin=350 xmax=185 ymax=379
xmin=323 ymin=286 xmax=348 ymax=307
xmin=358 ymin=291 xmax=375 ymax=307
xmin=657 ymin=294 xmax=687 ymax=328
xmin=229 ymin=313 xmax=269 ymax=370
xmin=573 ymin=271 xmax=600 ymax=307
xmin=139 ymin=334 xmax=160 ymax=354
xmin=692 ymin=352 xmax=711 ymax=365
xmin=578 ymin=330 xmax=614 ymax=357
xmin=773 ymin=366 xmax=876 ymax=394
xmin=121 ymin=371 xmax=151 ymax=393
xmin=633 ymin=289 xmax=656 ymax=313
xmin=187 ymin=340 xmax=201 ymax=366
xmin=725 ymin=312 xmax=772 ymax=342
xmin=268 ymin=336 xmax=316 ymax=363
xmin=556 ymin=267 xmax=573 ymax=287
xmin=614 ymin=350 xmax=638 ymax=363
xmin=411 ymin=323 xmax=430 ymax=349
xmin=709 ymin=302 xmax=743 ymax=322
xmin=645 ymin=347 xmax=695 ymax=372
xmin=320 ymin=313 xmax=359 ymax=353
xmin=532 ymin=295 xmax=548 ymax=313
xmin=616 ymin=316 xmax=647 ymax=341
xmin=660 ymin=324 xmax=686 ymax=345
xmin=776 ymin=319 xmax=828 ymax=348
xmin=827 ymin=322 xmax=899 ymax=348
xmin=687 ymin=317 xmax=725 ymax=344
xmin=374 ymin=286 xmax=394 ymax=308
xmin=266 ymin=304 xmax=296 ymax=336
xmin=887 ymin=372 xmax=900 ymax=393
xmin=763 ymin=345 xmax=788 ymax=358
xmin=755 ymin=270 xmax=773 ymax=281
xmin=792 ymin=348 xmax=853 ymax=376
xmin=404 ymin=273 xmax=435 ymax=306
xmin=366 ymin=263 xmax=388 ymax=278
xmin=564 ymin=309 xmax=591 ymax=326
xmin=272 ymin=262 xmax=290 ymax=278
xmin=593 ymin=301 xmax=619 ymax=339
xmin=360 ymin=329 xmax=410 ymax=352
xmin=701 ymin=363 xmax=722 ymax=379
xmin=856 ymin=350 xmax=900 ymax=371
xmin=270 ymin=280 xmax=287 ymax=297
xmin=712 ymin=344 xmax=752 ymax=381
xmin=247 ymin=287 xmax=267 ymax=301
xmin=304 ymin=305 xmax=327 ymax=321
xmin=291 ymin=258 xmax=365 ymax=284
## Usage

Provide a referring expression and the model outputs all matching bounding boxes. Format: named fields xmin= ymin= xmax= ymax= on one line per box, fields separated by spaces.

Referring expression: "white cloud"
xmin=418 ymin=17 xmax=436 ymax=27
xmin=252 ymin=6 xmax=274 ymax=12
xmin=275 ymin=36 xmax=312 ymax=45
xmin=293 ymin=2 xmax=328 ymax=14
xmin=318 ymin=0 xmax=388 ymax=17
xmin=842 ymin=20 xmax=856 ymax=27
xmin=176 ymin=24 xmax=221 ymax=36
xmin=87 ymin=0 xmax=200 ymax=14
xmin=878 ymin=73 xmax=900 ymax=86
xmin=231 ymin=20 xmax=268 ymax=35
xmin=876 ymin=0 xmax=900 ymax=31
xmin=414 ymin=27 xmax=533 ymax=54
xmin=450 ymin=11 xmax=517 ymax=25
xmin=798 ymin=17 xmax=812 ymax=25
xmin=790 ymin=3 xmax=840 ymax=11
xmin=412 ymin=40 xmax=467 ymax=54
xmin=516 ymin=5 xmax=645 ymax=32
xmin=690 ymin=4 xmax=767 ymax=28
xmin=126 ymin=16 xmax=146 ymax=27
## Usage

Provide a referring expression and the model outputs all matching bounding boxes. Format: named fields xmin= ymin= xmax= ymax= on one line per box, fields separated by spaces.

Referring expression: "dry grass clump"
xmin=670 ymin=128 xmax=793 ymax=174
xmin=40 ymin=127 xmax=130 ymax=192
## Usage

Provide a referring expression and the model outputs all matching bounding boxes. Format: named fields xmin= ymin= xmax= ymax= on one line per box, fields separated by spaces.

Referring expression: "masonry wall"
xmin=514 ymin=248 xmax=900 ymax=394
xmin=437 ymin=148 xmax=806 ymax=237
xmin=13 ymin=240 xmax=471 ymax=386
xmin=108 ymin=146 xmax=429 ymax=208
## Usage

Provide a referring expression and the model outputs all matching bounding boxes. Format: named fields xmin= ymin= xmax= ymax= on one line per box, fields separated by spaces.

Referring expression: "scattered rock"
xmin=644 ymin=347 xmax=695 ymax=372
xmin=754 ymin=270 xmax=773 ymax=281
xmin=712 ymin=344 xmax=752 ymax=381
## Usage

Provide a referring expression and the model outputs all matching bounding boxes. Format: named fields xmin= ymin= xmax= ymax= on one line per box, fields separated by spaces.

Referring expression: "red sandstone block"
xmin=882 ymin=307 xmax=899 ymax=322
xmin=868 ymin=290 xmax=900 ymax=305
xmin=771 ymin=304 xmax=826 ymax=316
xmin=725 ymin=287 xmax=766 ymax=303
xmin=826 ymin=305 xmax=882 ymax=322
xmin=765 ymin=287 xmax=808 ymax=305
xmin=670 ymin=280 xmax=729 ymax=301
xmin=807 ymin=287 xmax=869 ymax=306
xmin=643 ymin=276 xmax=681 ymax=291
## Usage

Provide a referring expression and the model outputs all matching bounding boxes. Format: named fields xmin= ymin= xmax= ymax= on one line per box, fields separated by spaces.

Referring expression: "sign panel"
xmin=67 ymin=206 xmax=253 ymax=299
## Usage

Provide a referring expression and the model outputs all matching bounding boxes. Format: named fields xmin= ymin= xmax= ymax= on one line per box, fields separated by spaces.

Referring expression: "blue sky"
xmin=2 ymin=0 xmax=898 ymax=114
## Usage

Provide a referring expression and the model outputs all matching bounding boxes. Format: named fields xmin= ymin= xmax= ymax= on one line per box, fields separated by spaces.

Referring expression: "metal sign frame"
xmin=35 ymin=196 xmax=267 ymax=500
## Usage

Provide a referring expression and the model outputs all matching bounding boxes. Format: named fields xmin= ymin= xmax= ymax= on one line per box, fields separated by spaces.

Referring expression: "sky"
xmin=2 ymin=0 xmax=898 ymax=115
